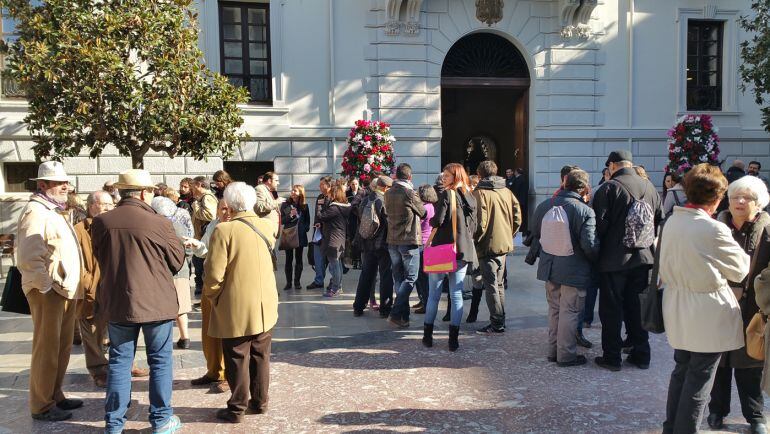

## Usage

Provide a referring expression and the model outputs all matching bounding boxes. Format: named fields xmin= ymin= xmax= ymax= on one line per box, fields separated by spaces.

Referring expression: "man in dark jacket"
xmin=384 ymin=163 xmax=426 ymax=327
xmin=307 ymin=176 xmax=332 ymax=289
xmin=511 ymin=168 xmax=529 ymax=234
xmin=353 ymin=176 xmax=394 ymax=316
xmin=472 ymin=161 xmax=521 ymax=334
xmin=91 ymin=169 xmax=185 ymax=433
xmin=592 ymin=150 xmax=662 ymax=372
xmin=531 ymin=169 xmax=599 ymax=367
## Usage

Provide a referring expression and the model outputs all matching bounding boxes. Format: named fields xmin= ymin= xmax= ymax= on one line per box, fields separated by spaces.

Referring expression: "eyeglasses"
xmin=729 ymin=195 xmax=757 ymax=203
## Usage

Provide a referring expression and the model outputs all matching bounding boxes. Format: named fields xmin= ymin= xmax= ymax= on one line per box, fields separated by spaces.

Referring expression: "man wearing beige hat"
xmin=16 ymin=161 xmax=83 ymax=421
xmin=91 ymin=169 xmax=185 ymax=433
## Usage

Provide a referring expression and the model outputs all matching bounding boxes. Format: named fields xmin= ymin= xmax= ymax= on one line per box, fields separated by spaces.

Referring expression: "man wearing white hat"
xmin=16 ymin=161 xmax=84 ymax=421
xmin=91 ymin=169 xmax=185 ymax=434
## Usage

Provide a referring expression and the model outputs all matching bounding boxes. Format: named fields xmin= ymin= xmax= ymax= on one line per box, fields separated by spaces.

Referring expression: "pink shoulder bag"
xmin=423 ymin=190 xmax=458 ymax=274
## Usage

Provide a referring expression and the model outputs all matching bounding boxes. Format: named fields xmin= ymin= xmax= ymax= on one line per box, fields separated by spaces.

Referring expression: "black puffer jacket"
xmin=592 ymin=167 xmax=663 ymax=272
xmin=429 ymin=188 xmax=478 ymax=269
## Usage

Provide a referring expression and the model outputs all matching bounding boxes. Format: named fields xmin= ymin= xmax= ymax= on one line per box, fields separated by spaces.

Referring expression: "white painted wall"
xmin=1 ymin=0 xmax=769 ymax=234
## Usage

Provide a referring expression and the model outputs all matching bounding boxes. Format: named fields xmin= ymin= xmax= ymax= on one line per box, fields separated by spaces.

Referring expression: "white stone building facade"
xmin=1 ymin=0 xmax=769 ymax=233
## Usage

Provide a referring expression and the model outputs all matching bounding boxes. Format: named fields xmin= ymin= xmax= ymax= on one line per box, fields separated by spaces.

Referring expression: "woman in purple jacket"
xmin=414 ymin=184 xmax=438 ymax=313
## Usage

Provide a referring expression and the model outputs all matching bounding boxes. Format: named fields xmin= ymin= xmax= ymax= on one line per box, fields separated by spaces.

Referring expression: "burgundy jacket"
xmin=91 ymin=197 xmax=185 ymax=323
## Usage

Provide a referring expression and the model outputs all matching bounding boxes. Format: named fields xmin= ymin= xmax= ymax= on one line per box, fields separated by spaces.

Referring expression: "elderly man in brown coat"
xmin=204 ymin=182 xmax=279 ymax=423
xmin=73 ymin=190 xmax=114 ymax=387
xmin=91 ymin=169 xmax=185 ymax=433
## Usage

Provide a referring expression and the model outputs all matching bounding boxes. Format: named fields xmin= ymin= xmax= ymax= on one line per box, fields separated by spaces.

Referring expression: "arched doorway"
xmin=440 ymin=32 xmax=530 ymax=178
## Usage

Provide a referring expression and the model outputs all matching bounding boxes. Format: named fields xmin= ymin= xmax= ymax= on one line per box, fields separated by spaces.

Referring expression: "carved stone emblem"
xmin=476 ymin=0 xmax=504 ymax=26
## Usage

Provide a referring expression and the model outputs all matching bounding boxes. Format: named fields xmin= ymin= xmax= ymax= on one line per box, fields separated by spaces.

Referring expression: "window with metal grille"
xmin=3 ymin=162 xmax=37 ymax=192
xmin=219 ymin=2 xmax=271 ymax=104
xmin=686 ymin=20 xmax=723 ymax=111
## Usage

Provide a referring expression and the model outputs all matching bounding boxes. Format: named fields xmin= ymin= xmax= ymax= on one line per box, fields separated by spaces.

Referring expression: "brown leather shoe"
xmin=191 ymin=375 xmax=219 ymax=386
xmin=131 ymin=367 xmax=150 ymax=378
xmin=93 ymin=374 xmax=108 ymax=388
xmin=209 ymin=381 xmax=229 ymax=394
xmin=215 ymin=408 xmax=243 ymax=423
xmin=247 ymin=403 xmax=268 ymax=415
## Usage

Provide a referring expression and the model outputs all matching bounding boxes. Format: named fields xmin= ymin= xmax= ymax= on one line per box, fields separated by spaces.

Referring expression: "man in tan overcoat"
xmin=73 ymin=190 xmax=113 ymax=387
xmin=17 ymin=162 xmax=83 ymax=421
xmin=204 ymin=182 xmax=278 ymax=423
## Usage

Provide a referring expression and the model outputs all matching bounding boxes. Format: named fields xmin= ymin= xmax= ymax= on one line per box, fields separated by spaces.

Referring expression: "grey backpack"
xmin=358 ymin=198 xmax=380 ymax=240
xmin=613 ymin=181 xmax=655 ymax=249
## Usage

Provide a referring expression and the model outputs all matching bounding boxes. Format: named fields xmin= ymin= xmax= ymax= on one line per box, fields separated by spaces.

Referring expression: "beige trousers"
xmin=79 ymin=316 xmax=108 ymax=377
xmin=545 ymin=281 xmax=586 ymax=363
xmin=201 ymin=295 xmax=225 ymax=381
xmin=26 ymin=289 xmax=77 ymax=414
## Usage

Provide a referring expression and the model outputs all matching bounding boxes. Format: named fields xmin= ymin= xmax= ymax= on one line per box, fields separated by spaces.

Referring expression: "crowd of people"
xmin=12 ymin=146 xmax=770 ymax=432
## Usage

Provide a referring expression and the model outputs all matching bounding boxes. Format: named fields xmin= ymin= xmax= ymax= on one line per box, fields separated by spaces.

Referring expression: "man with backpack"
xmin=472 ymin=160 xmax=521 ymax=334
xmin=592 ymin=150 xmax=663 ymax=371
xmin=352 ymin=176 xmax=394 ymax=316
xmin=531 ymin=169 xmax=599 ymax=366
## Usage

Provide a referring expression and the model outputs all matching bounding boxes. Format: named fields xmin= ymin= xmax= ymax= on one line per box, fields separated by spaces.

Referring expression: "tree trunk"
xmin=131 ymin=153 xmax=144 ymax=169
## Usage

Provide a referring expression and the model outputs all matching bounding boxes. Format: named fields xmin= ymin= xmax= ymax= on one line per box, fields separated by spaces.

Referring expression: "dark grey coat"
xmin=531 ymin=190 xmax=600 ymax=289
xmin=318 ymin=202 xmax=352 ymax=257
xmin=717 ymin=210 xmax=770 ymax=369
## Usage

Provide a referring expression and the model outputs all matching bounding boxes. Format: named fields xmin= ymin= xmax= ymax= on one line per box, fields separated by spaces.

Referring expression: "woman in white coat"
xmin=660 ymin=163 xmax=750 ymax=434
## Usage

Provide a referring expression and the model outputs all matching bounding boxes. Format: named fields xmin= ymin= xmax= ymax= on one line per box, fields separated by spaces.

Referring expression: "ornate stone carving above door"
xmin=384 ymin=0 xmax=422 ymax=36
xmin=560 ymin=0 xmax=597 ymax=39
xmin=475 ymin=0 xmax=504 ymax=27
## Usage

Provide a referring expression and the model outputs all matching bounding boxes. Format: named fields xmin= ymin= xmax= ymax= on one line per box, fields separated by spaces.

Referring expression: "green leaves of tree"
xmin=2 ymin=0 xmax=249 ymax=168
xmin=739 ymin=1 xmax=770 ymax=133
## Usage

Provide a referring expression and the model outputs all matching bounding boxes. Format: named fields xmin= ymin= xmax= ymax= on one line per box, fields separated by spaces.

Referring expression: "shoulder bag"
xmin=423 ymin=190 xmax=458 ymax=274
xmin=236 ymin=219 xmax=278 ymax=271
xmin=639 ymin=223 xmax=665 ymax=333
xmin=1 ymin=266 xmax=30 ymax=315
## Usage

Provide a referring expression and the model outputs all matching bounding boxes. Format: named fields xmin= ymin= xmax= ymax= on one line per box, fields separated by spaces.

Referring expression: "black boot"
xmin=466 ymin=288 xmax=482 ymax=323
xmin=448 ymin=325 xmax=460 ymax=352
xmin=422 ymin=324 xmax=433 ymax=348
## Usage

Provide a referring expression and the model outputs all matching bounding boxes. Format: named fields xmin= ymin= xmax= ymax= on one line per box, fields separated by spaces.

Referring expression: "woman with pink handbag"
xmin=422 ymin=163 xmax=478 ymax=351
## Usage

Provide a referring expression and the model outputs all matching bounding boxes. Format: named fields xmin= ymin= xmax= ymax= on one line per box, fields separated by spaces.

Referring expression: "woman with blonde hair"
xmin=707 ymin=175 xmax=770 ymax=433
xmin=422 ymin=163 xmax=478 ymax=351
xmin=280 ymin=185 xmax=311 ymax=290
xmin=661 ymin=163 xmax=750 ymax=433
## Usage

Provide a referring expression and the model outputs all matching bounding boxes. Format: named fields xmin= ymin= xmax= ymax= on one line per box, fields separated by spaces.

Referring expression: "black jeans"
xmin=284 ymin=247 xmax=304 ymax=286
xmin=353 ymin=249 xmax=393 ymax=314
xmin=598 ymin=266 xmax=650 ymax=366
xmin=415 ymin=248 xmax=428 ymax=304
xmin=709 ymin=366 xmax=765 ymax=424
xmin=663 ymin=349 xmax=721 ymax=434
xmin=192 ymin=256 xmax=205 ymax=296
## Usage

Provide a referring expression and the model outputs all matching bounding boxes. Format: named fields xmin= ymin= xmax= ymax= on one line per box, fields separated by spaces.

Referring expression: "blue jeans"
xmin=425 ymin=261 xmax=469 ymax=327
xmin=327 ymin=252 xmax=342 ymax=292
xmin=105 ymin=320 xmax=174 ymax=433
xmin=388 ymin=245 xmax=421 ymax=321
xmin=312 ymin=244 xmax=327 ymax=285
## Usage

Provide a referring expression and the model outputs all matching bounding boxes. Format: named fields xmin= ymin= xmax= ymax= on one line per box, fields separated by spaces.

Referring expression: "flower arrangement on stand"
xmin=341 ymin=120 xmax=396 ymax=184
xmin=666 ymin=114 xmax=720 ymax=175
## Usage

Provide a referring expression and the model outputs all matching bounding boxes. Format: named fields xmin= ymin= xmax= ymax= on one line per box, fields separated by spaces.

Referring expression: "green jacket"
xmin=472 ymin=176 xmax=521 ymax=258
